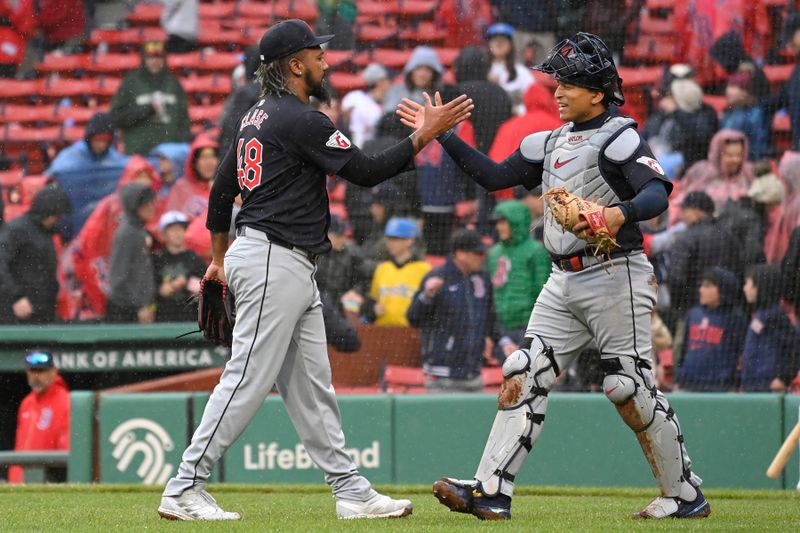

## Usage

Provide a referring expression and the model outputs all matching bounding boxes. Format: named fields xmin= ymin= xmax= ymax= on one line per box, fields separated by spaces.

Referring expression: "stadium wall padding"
xmin=71 ymin=392 xmax=799 ymax=489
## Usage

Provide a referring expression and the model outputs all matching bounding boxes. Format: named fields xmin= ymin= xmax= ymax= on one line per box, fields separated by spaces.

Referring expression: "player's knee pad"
xmin=601 ymin=356 xmax=656 ymax=431
xmin=601 ymin=356 xmax=699 ymax=498
xmin=474 ymin=335 xmax=559 ymax=498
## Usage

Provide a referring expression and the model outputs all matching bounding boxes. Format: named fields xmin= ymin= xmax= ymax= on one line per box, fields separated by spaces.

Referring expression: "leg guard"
xmin=474 ymin=335 xmax=559 ymax=498
xmin=602 ymin=356 xmax=701 ymax=500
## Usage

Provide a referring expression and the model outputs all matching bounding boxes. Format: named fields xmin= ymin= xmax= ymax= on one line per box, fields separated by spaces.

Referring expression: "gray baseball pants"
xmin=163 ymin=227 xmax=374 ymax=500
xmin=529 ymin=251 xmax=657 ymax=367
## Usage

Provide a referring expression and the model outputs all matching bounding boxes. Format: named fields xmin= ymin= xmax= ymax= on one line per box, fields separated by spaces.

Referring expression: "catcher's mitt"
xmin=198 ymin=278 xmax=235 ymax=347
xmin=543 ymin=187 xmax=618 ymax=254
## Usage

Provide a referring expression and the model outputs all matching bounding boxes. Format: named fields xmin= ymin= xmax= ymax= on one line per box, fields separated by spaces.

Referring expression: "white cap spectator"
xmin=362 ymin=63 xmax=389 ymax=86
xmin=159 ymin=210 xmax=190 ymax=232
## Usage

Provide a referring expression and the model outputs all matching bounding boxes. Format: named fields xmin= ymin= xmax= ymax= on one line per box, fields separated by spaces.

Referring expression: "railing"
xmin=0 ymin=451 xmax=69 ymax=483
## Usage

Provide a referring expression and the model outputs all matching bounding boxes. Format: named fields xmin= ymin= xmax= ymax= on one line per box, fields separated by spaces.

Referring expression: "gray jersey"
xmin=528 ymin=117 xmax=634 ymax=256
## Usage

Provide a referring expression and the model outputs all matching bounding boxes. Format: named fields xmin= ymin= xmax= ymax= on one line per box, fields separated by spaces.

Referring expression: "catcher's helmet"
xmin=533 ymin=32 xmax=624 ymax=106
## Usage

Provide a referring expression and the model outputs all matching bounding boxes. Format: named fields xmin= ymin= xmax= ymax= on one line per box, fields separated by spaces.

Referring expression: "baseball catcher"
xmin=398 ymin=31 xmax=708 ymax=522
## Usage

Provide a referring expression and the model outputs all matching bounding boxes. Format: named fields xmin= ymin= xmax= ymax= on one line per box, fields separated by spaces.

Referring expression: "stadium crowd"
xmin=1 ymin=0 xmax=800 ymax=394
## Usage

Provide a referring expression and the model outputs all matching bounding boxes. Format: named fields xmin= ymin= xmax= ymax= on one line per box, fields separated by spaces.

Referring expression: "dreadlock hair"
xmin=256 ymin=55 xmax=298 ymax=97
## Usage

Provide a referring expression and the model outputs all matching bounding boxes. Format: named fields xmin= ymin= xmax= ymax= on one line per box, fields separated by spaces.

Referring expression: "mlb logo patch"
xmin=326 ymin=130 xmax=352 ymax=149
xmin=636 ymin=156 xmax=665 ymax=175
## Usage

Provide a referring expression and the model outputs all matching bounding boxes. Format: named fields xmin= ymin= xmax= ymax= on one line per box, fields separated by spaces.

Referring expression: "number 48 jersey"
xmin=208 ymin=93 xmax=357 ymax=255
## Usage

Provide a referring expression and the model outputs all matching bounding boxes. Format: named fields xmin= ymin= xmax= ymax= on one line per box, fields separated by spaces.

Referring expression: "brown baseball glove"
xmin=543 ymin=187 xmax=618 ymax=254
xmin=198 ymin=278 xmax=235 ymax=347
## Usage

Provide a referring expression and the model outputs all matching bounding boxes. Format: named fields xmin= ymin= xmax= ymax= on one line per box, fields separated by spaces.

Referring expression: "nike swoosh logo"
xmin=604 ymin=386 xmax=619 ymax=395
xmin=554 ymin=156 xmax=578 ymax=169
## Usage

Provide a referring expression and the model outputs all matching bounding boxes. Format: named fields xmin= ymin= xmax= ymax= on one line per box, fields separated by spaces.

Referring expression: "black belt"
xmin=236 ymin=226 xmax=320 ymax=264
xmin=551 ymin=249 xmax=639 ymax=272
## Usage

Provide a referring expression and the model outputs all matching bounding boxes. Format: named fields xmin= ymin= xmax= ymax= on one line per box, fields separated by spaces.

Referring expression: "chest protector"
xmin=539 ymin=116 xmax=634 ymax=257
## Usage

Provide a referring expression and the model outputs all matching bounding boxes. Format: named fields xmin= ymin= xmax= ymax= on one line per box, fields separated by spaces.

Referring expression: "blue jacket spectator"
xmin=46 ymin=113 xmax=129 ymax=239
xmin=741 ymin=264 xmax=798 ymax=391
xmin=764 ymin=15 xmax=800 ymax=151
xmin=677 ymin=267 xmax=747 ymax=391
xmin=149 ymin=142 xmax=190 ymax=197
xmin=721 ymin=71 xmax=769 ymax=160
xmin=407 ymin=229 xmax=497 ymax=388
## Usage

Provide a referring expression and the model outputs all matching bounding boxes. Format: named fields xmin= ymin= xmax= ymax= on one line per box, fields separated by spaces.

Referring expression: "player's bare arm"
xmin=204 ymin=232 xmax=228 ymax=284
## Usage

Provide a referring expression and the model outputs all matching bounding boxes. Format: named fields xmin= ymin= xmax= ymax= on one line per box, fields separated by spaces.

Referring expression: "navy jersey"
xmin=207 ymin=93 xmax=356 ymax=254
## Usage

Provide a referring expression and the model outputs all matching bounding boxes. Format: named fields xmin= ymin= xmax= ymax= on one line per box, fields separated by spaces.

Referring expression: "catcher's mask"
xmin=533 ymin=32 xmax=625 ymax=106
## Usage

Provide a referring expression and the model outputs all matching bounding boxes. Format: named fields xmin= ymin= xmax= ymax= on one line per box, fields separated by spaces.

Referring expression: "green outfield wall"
xmin=69 ymin=392 xmax=800 ymax=490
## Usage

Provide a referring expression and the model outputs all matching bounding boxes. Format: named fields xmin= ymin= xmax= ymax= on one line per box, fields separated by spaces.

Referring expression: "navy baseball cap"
xmin=259 ymin=19 xmax=334 ymax=64
xmin=681 ymin=191 xmax=715 ymax=214
xmin=25 ymin=351 xmax=54 ymax=370
xmin=452 ymin=229 xmax=489 ymax=254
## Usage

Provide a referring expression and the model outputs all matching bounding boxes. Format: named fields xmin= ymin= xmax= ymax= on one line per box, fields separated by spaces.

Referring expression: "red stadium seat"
xmin=57 ymin=105 xmax=101 ymax=125
xmin=399 ymin=22 xmax=447 ymax=45
xmin=36 ymin=53 xmax=91 ymax=76
xmin=236 ymin=2 xmax=279 ymax=24
xmin=356 ymin=0 xmax=392 ymax=19
xmin=382 ymin=364 xmax=426 ymax=393
xmin=329 ymin=72 xmax=366 ymax=93
xmin=189 ymin=103 xmax=224 ymax=124
xmin=0 ymin=104 xmax=59 ymax=125
xmin=271 ymin=0 xmax=319 ymax=22
xmin=62 ymin=125 xmax=84 ymax=142
xmin=637 ymin=12 xmax=678 ymax=34
xmin=481 ymin=367 xmax=503 ymax=394
xmin=90 ymin=28 xmax=169 ymax=50
xmin=624 ymin=34 xmax=681 ymax=64
xmin=41 ymin=78 xmax=98 ymax=100
xmin=616 ymin=66 xmax=662 ymax=88
xmin=20 ymin=175 xmax=50 ymax=203
xmin=395 ymin=0 xmax=437 ymax=18
xmin=184 ymin=74 xmax=233 ymax=94
xmin=354 ymin=48 xmax=412 ymax=69
xmin=167 ymin=51 xmax=203 ymax=70
xmin=198 ymin=28 xmax=249 ymax=49
xmin=126 ymin=2 xmax=163 ymax=26
xmin=424 ymin=255 xmax=446 ymax=268
xmin=92 ymin=76 xmax=122 ymax=99
xmin=1 ymin=79 xmax=45 ymax=101
xmin=357 ymin=24 xmax=398 ymax=45
xmin=433 ymin=47 xmax=460 ymax=68
xmin=334 ymin=386 xmax=382 ymax=394
xmin=169 ymin=50 xmax=241 ymax=73
xmin=0 ymin=124 xmax=62 ymax=144
xmin=88 ymin=52 xmax=142 ymax=75
xmin=199 ymin=2 xmax=235 ymax=19
xmin=324 ymin=50 xmax=356 ymax=69
xmin=702 ymin=95 xmax=727 ymax=117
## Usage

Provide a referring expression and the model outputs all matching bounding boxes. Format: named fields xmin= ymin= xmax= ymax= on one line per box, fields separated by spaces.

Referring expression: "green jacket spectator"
xmin=110 ymin=40 xmax=191 ymax=155
xmin=488 ymin=200 xmax=550 ymax=333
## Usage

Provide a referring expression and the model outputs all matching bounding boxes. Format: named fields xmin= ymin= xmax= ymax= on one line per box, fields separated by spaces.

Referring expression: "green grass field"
xmin=0 ymin=484 xmax=798 ymax=532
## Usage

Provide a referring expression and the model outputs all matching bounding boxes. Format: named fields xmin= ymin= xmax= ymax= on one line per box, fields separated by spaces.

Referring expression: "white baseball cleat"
xmin=158 ymin=486 xmax=241 ymax=521
xmin=336 ymin=492 xmax=413 ymax=519
xmin=633 ymin=488 xmax=711 ymax=519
